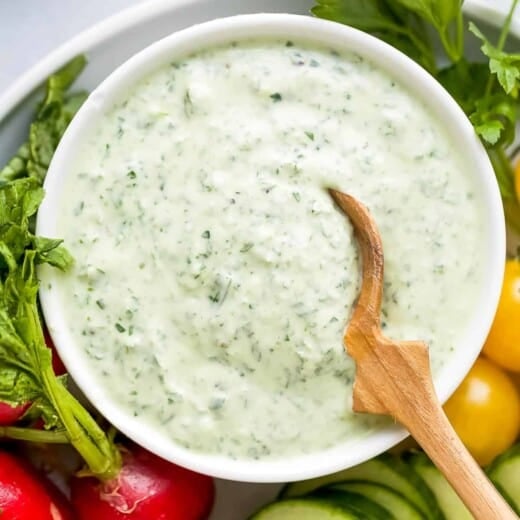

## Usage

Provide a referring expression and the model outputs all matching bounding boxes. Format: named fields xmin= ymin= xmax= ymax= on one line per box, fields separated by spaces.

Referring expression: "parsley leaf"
xmin=469 ymin=22 xmax=520 ymax=95
xmin=470 ymin=94 xmax=517 ymax=147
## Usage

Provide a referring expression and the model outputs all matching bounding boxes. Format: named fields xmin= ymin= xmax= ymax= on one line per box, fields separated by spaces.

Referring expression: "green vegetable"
xmin=0 ymin=56 xmax=88 ymax=184
xmin=249 ymin=498 xmax=363 ymax=519
xmin=0 ymin=58 xmax=121 ymax=480
xmin=487 ymin=443 xmax=520 ymax=514
xmin=280 ymin=452 xmax=443 ymax=519
xmin=405 ymin=451 xmax=472 ymax=519
xmin=255 ymin=445 xmax=520 ymax=519
xmin=328 ymin=482 xmax=424 ymax=520
xmin=312 ymin=0 xmax=520 ymax=232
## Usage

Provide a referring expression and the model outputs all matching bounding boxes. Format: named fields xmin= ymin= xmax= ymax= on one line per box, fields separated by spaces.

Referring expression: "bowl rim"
xmin=36 ymin=12 xmax=505 ymax=483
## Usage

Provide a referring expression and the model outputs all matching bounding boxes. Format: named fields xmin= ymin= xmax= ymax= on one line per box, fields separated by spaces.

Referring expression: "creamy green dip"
xmin=53 ymin=39 xmax=485 ymax=460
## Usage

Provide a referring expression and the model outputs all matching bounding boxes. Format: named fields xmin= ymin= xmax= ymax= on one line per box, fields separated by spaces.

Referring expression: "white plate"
xmin=0 ymin=1 xmax=517 ymax=518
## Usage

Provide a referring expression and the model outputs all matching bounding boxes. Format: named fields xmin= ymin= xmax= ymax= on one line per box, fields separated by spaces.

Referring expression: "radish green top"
xmin=52 ymin=39 xmax=485 ymax=460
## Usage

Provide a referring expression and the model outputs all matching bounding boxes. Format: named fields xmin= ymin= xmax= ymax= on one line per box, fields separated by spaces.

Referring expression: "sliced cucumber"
xmin=311 ymin=488 xmax=391 ymax=519
xmin=280 ymin=453 xmax=443 ymax=519
xmin=248 ymin=497 xmax=364 ymax=519
xmin=406 ymin=451 xmax=472 ymax=520
xmin=329 ymin=481 xmax=424 ymax=520
xmin=486 ymin=443 xmax=520 ymax=514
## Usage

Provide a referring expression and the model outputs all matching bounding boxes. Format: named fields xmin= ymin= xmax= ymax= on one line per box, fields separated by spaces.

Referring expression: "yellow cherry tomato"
xmin=444 ymin=357 xmax=520 ymax=466
xmin=482 ymin=259 xmax=520 ymax=371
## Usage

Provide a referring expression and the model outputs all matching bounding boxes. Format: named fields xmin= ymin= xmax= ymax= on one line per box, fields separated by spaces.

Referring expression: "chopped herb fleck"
xmin=184 ymin=89 xmax=194 ymax=117
xmin=115 ymin=323 xmax=126 ymax=333
xmin=270 ymin=93 xmax=282 ymax=102
xmin=304 ymin=131 xmax=314 ymax=141
xmin=127 ymin=170 xmax=137 ymax=179
xmin=201 ymin=230 xmax=211 ymax=239
xmin=240 ymin=242 xmax=254 ymax=253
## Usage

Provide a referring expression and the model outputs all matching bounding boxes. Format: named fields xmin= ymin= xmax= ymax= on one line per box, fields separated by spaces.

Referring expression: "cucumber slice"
xmin=249 ymin=497 xmax=364 ymax=519
xmin=329 ymin=481 xmax=424 ymax=520
xmin=486 ymin=443 xmax=520 ymax=514
xmin=311 ymin=488 xmax=391 ymax=519
xmin=280 ymin=453 xmax=443 ymax=519
xmin=406 ymin=451 xmax=472 ymax=520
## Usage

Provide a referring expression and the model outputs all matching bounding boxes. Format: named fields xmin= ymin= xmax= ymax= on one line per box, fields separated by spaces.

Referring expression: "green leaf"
xmin=0 ymin=143 xmax=29 ymax=184
xmin=0 ymin=177 xmax=41 ymax=227
xmin=63 ymin=91 xmax=88 ymax=117
xmin=38 ymin=55 xmax=87 ymax=117
xmin=0 ymin=366 xmax=40 ymax=406
xmin=30 ymin=396 xmax=63 ymax=429
xmin=0 ymin=178 xmax=45 ymax=269
xmin=436 ymin=60 xmax=490 ymax=115
xmin=469 ymin=22 xmax=520 ymax=95
xmin=469 ymin=93 xmax=517 ymax=147
xmin=393 ymin=0 xmax=460 ymax=28
xmin=311 ymin=0 xmax=436 ymax=73
xmin=0 ymin=55 xmax=87 ymax=186
xmin=32 ymin=237 xmax=74 ymax=271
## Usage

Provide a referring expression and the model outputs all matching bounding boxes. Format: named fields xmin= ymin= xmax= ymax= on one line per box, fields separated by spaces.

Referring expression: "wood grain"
xmin=329 ymin=188 xmax=517 ymax=520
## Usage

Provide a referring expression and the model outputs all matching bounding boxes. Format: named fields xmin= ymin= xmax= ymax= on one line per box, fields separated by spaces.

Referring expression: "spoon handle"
xmin=407 ymin=401 xmax=517 ymax=520
xmin=329 ymin=189 xmax=517 ymax=518
xmin=352 ymin=337 xmax=518 ymax=520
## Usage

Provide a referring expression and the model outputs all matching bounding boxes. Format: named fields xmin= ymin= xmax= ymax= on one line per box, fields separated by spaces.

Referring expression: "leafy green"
xmin=312 ymin=0 xmax=520 ymax=232
xmin=0 ymin=367 xmax=40 ymax=407
xmin=0 ymin=57 xmax=121 ymax=480
xmin=0 ymin=144 xmax=30 ymax=184
xmin=0 ymin=55 xmax=88 ymax=184
xmin=470 ymin=22 xmax=520 ymax=95
xmin=470 ymin=94 xmax=517 ymax=148
xmin=312 ymin=0 xmax=437 ymax=72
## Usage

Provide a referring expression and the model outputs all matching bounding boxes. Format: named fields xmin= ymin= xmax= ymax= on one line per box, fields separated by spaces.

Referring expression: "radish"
xmin=0 ymin=450 xmax=74 ymax=519
xmin=70 ymin=445 xmax=215 ymax=520
xmin=44 ymin=328 xmax=67 ymax=376
xmin=0 ymin=401 xmax=30 ymax=426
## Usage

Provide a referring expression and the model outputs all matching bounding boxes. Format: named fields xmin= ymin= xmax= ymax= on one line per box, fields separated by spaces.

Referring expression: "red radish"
xmin=44 ymin=328 xmax=67 ymax=376
xmin=0 ymin=450 xmax=74 ymax=519
xmin=0 ymin=401 xmax=30 ymax=425
xmin=70 ymin=445 xmax=215 ymax=520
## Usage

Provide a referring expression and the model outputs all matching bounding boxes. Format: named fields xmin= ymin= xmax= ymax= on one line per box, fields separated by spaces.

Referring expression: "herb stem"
xmin=32 ymin=306 xmax=122 ymax=480
xmin=497 ymin=0 xmax=519 ymax=51
xmin=20 ymin=254 xmax=121 ymax=481
xmin=455 ymin=10 xmax=465 ymax=59
xmin=0 ymin=425 xmax=69 ymax=444
xmin=487 ymin=146 xmax=516 ymax=200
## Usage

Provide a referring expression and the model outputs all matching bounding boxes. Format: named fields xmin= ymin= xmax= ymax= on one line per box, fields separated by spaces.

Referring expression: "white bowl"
xmin=37 ymin=13 xmax=505 ymax=483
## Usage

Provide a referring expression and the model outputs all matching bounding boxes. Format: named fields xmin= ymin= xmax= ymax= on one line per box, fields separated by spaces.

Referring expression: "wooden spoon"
xmin=329 ymin=188 xmax=517 ymax=520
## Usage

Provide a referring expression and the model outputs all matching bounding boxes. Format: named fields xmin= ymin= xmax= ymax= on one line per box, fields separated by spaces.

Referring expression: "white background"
xmin=0 ymin=0 xmax=145 ymax=92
